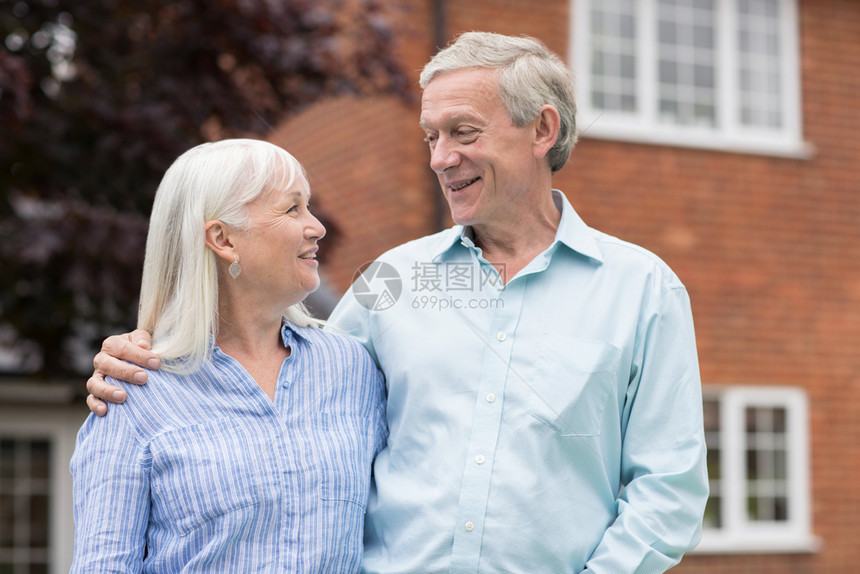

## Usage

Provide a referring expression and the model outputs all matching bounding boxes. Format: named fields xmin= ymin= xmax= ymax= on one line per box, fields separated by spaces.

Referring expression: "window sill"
xmin=691 ymin=533 xmax=823 ymax=555
xmin=577 ymin=121 xmax=815 ymax=160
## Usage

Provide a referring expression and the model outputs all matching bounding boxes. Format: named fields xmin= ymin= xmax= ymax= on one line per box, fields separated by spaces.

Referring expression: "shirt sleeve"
xmin=70 ymin=407 xmax=150 ymax=573
xmin=370 ymin=363 xmax=389 ymax=456
xmin=327 ymin=287 xmax=378 ymax=365
xmin=329 ymin=285 xmax=389 ymax=504
xmin=583 ymin=284 xmax=709 ymax=573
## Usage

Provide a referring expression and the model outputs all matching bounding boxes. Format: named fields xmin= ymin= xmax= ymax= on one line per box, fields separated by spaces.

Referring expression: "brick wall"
xmin=272 ymin=0 xmax=860 ymax=571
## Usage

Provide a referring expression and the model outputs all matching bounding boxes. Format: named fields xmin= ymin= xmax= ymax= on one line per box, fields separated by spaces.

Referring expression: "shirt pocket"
xmin=149 ymin=417 xmax=275 ymax=536
xmin=526 ymin=337 xmax=621 ymax=437
xmin=310 ymin=413 xmax=374 ymax=509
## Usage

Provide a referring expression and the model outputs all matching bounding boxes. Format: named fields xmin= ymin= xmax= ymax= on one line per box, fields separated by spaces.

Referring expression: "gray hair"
xmin=138 ymin=139 xmax=320 ymax=373
xmin=419 ymin=31 xmax=578 ymax=173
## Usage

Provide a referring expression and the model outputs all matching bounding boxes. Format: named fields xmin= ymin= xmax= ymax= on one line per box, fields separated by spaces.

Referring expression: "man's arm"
xmin=583 ymin=285 xmax=708 ymax=573
xmin=86 ymin=329 xmax=160 ymax=416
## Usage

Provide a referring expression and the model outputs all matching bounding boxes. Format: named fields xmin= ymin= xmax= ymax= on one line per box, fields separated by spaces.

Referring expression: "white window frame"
xmin=0 ymin=395 xmax=86 ymax=574
xmin=695 ymin=385 xmax=819 ymax=554
xmin=572 ymin=0 xmax=813 ymax=158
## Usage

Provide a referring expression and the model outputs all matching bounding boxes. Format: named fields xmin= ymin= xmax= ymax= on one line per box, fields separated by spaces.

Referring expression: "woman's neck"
xmin=216 ymin=301 xmax=289 ymax=401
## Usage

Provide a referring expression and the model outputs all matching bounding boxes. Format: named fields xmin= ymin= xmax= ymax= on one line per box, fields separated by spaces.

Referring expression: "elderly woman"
xmin=70 ymin=139 xmax=387 ymax=573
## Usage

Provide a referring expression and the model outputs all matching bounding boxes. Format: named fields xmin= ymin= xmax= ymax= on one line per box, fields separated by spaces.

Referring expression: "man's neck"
xmin=472 ymin=192 xmax=561 ymax=283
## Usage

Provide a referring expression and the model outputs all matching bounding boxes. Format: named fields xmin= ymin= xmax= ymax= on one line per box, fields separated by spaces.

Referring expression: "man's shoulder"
xmin=376 ymin=226 xmax=462 ymax=263
xmin=588 ymin=228 xmax=686 ymax=290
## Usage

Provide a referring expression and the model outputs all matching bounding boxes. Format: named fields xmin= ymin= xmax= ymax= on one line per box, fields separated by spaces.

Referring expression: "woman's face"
xmin=234 ymin=174 xmax=326 ymax=309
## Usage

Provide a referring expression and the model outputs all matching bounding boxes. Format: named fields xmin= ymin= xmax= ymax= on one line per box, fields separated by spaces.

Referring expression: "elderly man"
xmin=87 ymin=32 xmax=708 ymax=573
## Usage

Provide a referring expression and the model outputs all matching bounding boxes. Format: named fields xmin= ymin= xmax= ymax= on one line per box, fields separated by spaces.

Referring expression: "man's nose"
xmin=430 ymin=137 xmax=460 ymax=174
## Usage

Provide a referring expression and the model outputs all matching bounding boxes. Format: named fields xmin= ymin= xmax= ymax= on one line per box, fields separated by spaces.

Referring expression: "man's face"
xmin=419 ymin=68 xmax=541 ymax=230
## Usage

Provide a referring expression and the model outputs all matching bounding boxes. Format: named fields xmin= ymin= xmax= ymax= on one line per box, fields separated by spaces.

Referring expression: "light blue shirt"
xmin=70 ymin=323 xmax=387 ymax=573
xmin=329 ymin=191 xmax=708 ymax=574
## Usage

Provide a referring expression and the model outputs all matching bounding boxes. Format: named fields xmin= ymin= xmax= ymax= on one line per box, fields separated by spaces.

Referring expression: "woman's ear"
xmin=532 ymin=104 xmax=561 ymax=161
xmin=204 ymin=220 xmax=235 ymax=263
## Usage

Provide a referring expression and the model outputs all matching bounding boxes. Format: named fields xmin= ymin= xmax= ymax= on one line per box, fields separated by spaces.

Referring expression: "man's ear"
xmin=204 ymin=220 xmax=235 ymax=263
xmin=532 ymin=104 xmax=561 ymax=161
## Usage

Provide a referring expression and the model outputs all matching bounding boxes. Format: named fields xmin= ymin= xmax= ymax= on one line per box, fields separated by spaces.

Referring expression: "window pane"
xmin=703 ymin=397 xmax=721 ymax=479
xmin=773 ymin=407 xmax=787 ymax=432
xmin=590 ymin=0 xmax=638 ymax=112
xmin=737 ymin=0 xmax=784 ymax=128
xmin=694 ymin=64 xmax=714 ymax=89
xmin=0 ymin=494 xmax=13 ymax=547
xmin=703 ymin=397 xmax=721 ymax=529
xmin=592 ymin=51 xmax=605 ymax=75
xmin=703 ymin=398 xmax=719 ymax=430
xmin=775 ymin=496 xmax=788 ymax=521
xmin=29 ymin=442 xmax=50 ymax=481
xmin=659 ymin=20 xmax=677 ymax=44
xmin=620 ymin=94 xmax=636 ymax=111
xmin=0 ymin=437 xmax=52 ymax=572
xmin=745 ymin=406 xmax=790 ymax=523
xmin=703 ymin=493 xmax=722 ymax=528
xmin=0 ymin=442 xmax=13 ymax=481
xmin=656 ymin=0 xmax=716 ymax=126
xmin=747 ymin=495 xmax=759 ymax=519
xmin=693 ymin=25 xmax=714 ymax=49
xmin=746 ymin=448 xmax=758 ymax=479
xmin=29 ymin=495 xmax=49 ymax=547
xmin=620 ymin=54 xmax=635 ymax=77
xmin=620 ymin=14 xmax=635 ymax=38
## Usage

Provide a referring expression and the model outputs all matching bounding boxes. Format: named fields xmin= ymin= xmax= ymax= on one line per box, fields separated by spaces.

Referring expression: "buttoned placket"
xmin=448 ymin=266 xmax=526 ymax=574
xmin=273 ymin=335 xmax=300 ymax=572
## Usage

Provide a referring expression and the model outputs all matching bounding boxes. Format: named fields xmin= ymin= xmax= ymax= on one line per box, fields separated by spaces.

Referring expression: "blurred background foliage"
xmin=0 ymin=0 xmax=407 ymax=377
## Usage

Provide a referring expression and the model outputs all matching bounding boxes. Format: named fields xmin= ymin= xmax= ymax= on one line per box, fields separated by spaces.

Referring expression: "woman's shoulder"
xmin=106 ymin=364 xmax=194 ymax=397
xmin=104 ymin=360 xmax=262 ymax=444
xmin=106 ymin=365 xmax=212 ymax=417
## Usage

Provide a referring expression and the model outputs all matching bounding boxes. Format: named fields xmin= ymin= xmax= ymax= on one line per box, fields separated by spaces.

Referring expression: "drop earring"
xmin=228 ymin=254 xmax=241 ymax=279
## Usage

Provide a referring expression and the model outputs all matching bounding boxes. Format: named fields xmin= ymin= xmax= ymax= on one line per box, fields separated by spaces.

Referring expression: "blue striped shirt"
xmin=70 ymin=322 xmax=387 ymax=573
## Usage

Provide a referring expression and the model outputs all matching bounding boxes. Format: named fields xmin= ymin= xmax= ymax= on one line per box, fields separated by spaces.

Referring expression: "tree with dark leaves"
xmin=0 ymin=0 xmax=407 ymax=377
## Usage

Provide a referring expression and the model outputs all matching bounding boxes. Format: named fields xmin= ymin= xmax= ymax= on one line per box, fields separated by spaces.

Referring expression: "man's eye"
xmin=423 ymin=134 xmax=438 ymax=146
xmin=456 ymin=129 xmax=478 ymax=142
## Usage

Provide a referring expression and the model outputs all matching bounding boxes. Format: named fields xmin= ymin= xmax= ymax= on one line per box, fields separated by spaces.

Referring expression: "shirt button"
xmin=465 ymin=521 xmax=475 ymax=532
xmin=496 ymin=332 xmax=506 ymax=342
xmin=486 ymin=393 xmax=496 ymax=403
xmin=475 ymin=455 xmax=485 ymax=464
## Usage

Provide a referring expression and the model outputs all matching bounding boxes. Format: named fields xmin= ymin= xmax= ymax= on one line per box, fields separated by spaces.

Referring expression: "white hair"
xmin=137 ymin=139 xmax=321 ymax=373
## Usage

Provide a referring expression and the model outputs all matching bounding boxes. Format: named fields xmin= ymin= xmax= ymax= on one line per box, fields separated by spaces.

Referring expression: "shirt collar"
xmin=549 ymin=190 xmax=604 ymax=263
xmin=429 ymin=190 xmax=604 ymax=264
xmin=280 ymin=320 xmax=312 ymax=348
